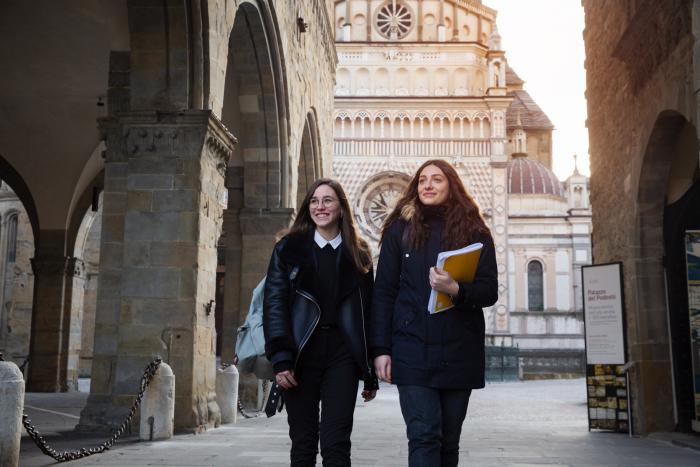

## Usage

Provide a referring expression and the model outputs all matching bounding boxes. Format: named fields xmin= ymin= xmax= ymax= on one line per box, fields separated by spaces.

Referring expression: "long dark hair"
xmin=289 ymin=178 xmax=372 ymax=273
xmin=381 ymin=159 xmax=490 ymax=250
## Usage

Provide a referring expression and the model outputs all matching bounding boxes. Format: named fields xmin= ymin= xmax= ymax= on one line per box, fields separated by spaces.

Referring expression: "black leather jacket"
xmin=263 ymin=231 xmax=378 ymax=391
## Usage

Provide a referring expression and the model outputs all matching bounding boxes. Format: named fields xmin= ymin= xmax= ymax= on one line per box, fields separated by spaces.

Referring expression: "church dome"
xmin=508 ymin=155 xmax=564 ymax=197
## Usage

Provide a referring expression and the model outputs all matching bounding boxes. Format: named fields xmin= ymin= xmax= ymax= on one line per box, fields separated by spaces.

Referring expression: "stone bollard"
xmin=139 ymin=362 xmax=174 ymax=441
xmin=216 ymin=365 xmax=239 ymax=424
xmin=0 ymin=361 xmax=24 ymax=467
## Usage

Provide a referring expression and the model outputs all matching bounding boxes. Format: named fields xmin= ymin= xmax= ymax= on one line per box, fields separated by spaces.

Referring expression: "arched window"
xmin=7 ymin=214 xmax=17 ymax=263
xmin=527 ymin=260 xmax=544 ymax=311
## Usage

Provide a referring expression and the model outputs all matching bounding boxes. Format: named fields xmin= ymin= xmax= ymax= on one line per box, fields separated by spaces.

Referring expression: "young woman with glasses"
xmin=263 ymin=178 xmax=378 ymax=466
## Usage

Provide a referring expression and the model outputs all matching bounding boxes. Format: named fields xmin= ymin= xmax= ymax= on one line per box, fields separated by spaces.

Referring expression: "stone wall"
xmin=215 ymin=0 xmax=338 ymax=365
xmin=0 ymin=189 xmax=34 ymax=365
xmin=582 ymin=0 xmax=700 ymax=433
xmin=268 ymin=0 xmax=337 ymax=189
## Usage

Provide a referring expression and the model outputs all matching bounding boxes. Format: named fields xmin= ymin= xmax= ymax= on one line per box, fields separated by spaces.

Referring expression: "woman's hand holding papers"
xmin=429 ymin=266 xmax=459 ymax=296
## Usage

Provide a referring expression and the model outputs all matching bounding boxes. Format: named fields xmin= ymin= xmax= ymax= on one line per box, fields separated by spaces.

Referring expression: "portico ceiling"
xmin=0 ymin=0 xmax=128 ymax=231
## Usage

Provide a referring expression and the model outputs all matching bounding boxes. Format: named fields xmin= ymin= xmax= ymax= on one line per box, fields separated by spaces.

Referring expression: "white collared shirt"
xmin=314 ymin=230 xmax=342 ymax=249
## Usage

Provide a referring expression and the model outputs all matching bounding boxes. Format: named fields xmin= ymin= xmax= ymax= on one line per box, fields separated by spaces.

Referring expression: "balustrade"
xmin=333 ymin=138 xmax=492 ymax=158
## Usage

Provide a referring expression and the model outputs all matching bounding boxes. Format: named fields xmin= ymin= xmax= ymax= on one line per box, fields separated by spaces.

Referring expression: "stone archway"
xmin=0 ymin=155 xmax=38 ymax=371
xmin=70 ymin=188 xmax=103 ymax=385
xmin=633 ymin=110 xmax=698 ymax=432
xmin=219 ymin=2 xmax=291 ymax=367
xmin=296 ymin=110 xmax=322 ymax=207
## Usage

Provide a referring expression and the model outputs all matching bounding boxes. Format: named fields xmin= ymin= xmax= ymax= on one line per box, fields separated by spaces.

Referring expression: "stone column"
xmin=488 ymin=109 xmax=510 ymax=336
xmin=490 ymin=161 xmax=509 ymax=335
xmin=0 ymin=361 xmax=24 ymax=467
xmin=26 ymin=230 xmax=71 ymax=392
xmin=219 ymin=167 xmax=243 ymax=365
xmin=239 ymin=208 xmax=294 ymax=315
xmin=693 ymin=2 xmax=700 ymax=170
xmin=231 ymin=208 xmax=293 ymax=407
xmin=62 ymin=257 xmax=86 ymax=391
xmin=78 ymin=110 xmax=235 ymax=432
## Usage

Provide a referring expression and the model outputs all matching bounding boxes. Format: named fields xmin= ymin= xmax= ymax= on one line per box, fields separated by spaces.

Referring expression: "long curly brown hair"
xmin=381 ymin=159 xmax=490 ymax=250
xmin=289 ymin=178 xmax=372 ymax=273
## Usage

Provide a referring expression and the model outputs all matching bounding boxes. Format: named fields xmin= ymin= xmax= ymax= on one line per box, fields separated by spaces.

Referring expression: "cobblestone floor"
xmin=20 ymin=378 xmax=700 ymax=466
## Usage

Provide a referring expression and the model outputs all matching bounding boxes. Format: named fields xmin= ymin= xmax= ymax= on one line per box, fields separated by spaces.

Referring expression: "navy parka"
xmin=371 ymin=214 xmax=498 ymax=389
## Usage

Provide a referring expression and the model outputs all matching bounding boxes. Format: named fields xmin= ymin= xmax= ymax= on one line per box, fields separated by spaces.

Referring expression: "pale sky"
xmin=486 ymin=0 xmax=590 ymax=179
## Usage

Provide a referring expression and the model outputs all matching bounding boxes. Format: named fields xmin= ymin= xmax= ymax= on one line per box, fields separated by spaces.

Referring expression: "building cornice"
xmin=335 ymin=96 xmax=512 ymax=103
xmin=336 ymin=41 xmax=489 ymax=49
xmin=452 ymin=0 xmax=497 ymax=19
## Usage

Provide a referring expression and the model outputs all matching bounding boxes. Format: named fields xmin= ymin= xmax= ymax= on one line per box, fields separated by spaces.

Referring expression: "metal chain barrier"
xmin=21 ymin=358 xmax=162 ymax=462
xmin=220 ymin=362 xmax=269 ymax=419
xmin=237 ymin=379 xmax=270 ymax=419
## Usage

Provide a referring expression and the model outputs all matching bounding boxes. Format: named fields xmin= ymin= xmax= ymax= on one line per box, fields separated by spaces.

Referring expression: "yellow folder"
xmin=428 ymin=242 xmax=483 ymax=314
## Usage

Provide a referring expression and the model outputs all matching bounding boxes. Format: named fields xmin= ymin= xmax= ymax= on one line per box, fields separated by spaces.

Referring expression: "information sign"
xmin=685 ymin=230 xmax=700 ymax=431
xmin=582 ymin=262 xmax=630 ymax=433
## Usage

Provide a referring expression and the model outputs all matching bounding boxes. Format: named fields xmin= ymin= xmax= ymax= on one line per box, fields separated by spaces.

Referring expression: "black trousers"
xmin=284 ymin=327 xmax=359 ymax=467
xmin=397 ymin=385 xmax=472 ymax=467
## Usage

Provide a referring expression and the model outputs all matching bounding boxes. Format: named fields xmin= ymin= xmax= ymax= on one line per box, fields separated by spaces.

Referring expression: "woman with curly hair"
xmin=371 ymin=159 xmax=498 ymax=467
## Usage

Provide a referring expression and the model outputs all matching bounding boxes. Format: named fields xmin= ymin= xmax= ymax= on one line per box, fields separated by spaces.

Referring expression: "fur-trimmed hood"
xmin=400 ymin=202 xmax=416 ymax=221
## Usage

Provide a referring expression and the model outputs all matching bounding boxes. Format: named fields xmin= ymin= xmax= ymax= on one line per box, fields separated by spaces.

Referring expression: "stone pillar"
xmin=231 ymin=208 xmax=293 ymax=407
xmin=78 ymin=110 xmax=235 ymax=432
xmin=63 ymin=257 xmax=86 ymax=391
xmin=488 ymin=109 xmax=510 ymax=335
xmin=0 ymin=361 xmax=24 ymax=467
xmin=216 ymin=364 xmax=238 ymax=424
xmin=139 ymin=362 xmax=175 ymax=441
xmin=437 ymin=0 xmax=446 ymax=41
xmin=26 ymin=230 xmax=71 ymax=392
xmin=219 ymin=167 xmax=243 ymax=365
xmin=693 ymin=2 xmax=700 ymax=170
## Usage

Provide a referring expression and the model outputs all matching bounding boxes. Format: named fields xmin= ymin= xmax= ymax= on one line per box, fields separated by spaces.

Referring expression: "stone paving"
xmin=20 ymin=378 xmax=700 ymax=466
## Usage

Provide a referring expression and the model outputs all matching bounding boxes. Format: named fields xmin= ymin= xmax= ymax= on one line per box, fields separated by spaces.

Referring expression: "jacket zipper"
xmin=358 ymin=289 xmax=372 ymax=376
xmin=293 ymin=289 xmax=321 ymax=370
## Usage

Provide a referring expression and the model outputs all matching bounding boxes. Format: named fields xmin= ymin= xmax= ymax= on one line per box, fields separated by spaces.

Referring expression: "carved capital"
xmin=123 ymin=127 xmax=181 ymax=156
xmin=100 ymin=111 xmax=236 ymax=166
xmin=205 ymin=134 xmax=234 ymax=176
xmin=65 ymin=257 xmax=86 ymax=279
xmin=30 ymin=256 xmax=67 ymax=276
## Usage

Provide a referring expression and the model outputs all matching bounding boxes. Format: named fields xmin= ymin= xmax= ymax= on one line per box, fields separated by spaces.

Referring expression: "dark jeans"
xmin=397 ymin=385 xmax=472 ymax=467
xmin=283 ymin=327 xmax=359 ymax=467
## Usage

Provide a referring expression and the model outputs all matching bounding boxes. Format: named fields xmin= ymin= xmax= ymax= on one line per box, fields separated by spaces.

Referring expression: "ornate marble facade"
xmin=332 ymin=0 xmax=591 ymax=371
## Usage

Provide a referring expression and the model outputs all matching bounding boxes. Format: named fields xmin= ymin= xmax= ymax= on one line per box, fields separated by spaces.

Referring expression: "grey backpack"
xmin=235 ymin=278 xmax=273 ymax=380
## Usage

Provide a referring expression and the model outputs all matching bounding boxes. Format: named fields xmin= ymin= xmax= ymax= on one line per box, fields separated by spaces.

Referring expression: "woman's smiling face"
xmin=418 ymin=164 xmax=449 ymax=206
xmin=309 ymin=184 xmax=341 ymax=229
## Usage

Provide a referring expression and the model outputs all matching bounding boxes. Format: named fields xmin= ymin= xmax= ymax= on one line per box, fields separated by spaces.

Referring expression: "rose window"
xmin=376 ymin=1 xmax=413 ymax=40
xmin=355 ymin=173 xmax=411 ymax=240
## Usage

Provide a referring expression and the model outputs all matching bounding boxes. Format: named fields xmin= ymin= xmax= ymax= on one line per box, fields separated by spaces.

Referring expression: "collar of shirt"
xmin=314 ymin=230 xmax=342 ymax=249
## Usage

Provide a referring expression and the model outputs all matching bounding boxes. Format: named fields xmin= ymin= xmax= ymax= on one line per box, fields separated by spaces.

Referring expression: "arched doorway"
xmin=218 ymin=1 xmax=290 ymax=371
xmin=0 ymin=157 xmax=38 ymax=373
xmin=636 ymin=111 xmax=700 ymax=432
